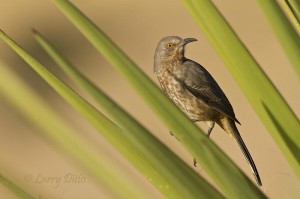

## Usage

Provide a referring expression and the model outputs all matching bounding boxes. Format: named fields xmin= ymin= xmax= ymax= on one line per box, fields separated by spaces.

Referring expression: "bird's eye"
xmin=165 ymin=43 xmax=173 ymax=49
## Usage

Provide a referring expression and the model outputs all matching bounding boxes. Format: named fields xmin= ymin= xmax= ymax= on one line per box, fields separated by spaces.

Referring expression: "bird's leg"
xmin=206 ymin=121 xmax=215 ymax=137
xmin=193 ymin=158 xmax=197 ymax=167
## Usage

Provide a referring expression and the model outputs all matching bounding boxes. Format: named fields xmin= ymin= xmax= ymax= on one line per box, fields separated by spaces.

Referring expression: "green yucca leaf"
xmin=280 ymin=0 xmax=300 ymax=34
xmin=182 ymin=0 xmax=300 ymax=182
xmin=0 ymin=173 xmax=34 ymax=199
xmin=0 ymin=63 xmax=150 ymax=199
xmin=286 ymin=0 xmax=300 ymax=24
xmin=257 ymin=0 xmax=300 ymax=78
xmin=52 ymin=0 xmax=266 ymax=198
xmin=0 ymin=30 xmax=225 ymax=199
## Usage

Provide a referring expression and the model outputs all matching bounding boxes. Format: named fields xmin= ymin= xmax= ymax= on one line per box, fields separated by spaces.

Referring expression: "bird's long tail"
xmin=218 ymin=117 xmax=262 ymax=186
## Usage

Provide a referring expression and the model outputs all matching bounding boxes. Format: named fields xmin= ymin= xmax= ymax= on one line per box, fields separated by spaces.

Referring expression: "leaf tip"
xmin=0 ymin=29 xmax=6 ymax=37
xmin=31 ymin=28 xmax=39 ymax=35
xmin=0 ymin=29 xmax=10 ymax=43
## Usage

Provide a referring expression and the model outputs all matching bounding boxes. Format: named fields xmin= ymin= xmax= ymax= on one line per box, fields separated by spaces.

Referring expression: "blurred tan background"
xmin=0 ymin=0 xmax=299 ymax=198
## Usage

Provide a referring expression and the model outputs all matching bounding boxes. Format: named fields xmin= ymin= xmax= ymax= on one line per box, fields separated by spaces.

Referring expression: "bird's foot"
xmin=193 ymin=158 xmax=197 ymax=167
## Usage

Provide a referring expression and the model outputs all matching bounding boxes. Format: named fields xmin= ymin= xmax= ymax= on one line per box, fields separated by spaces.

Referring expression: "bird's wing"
xmin=179 ymin=60 xmax=240 ymax=124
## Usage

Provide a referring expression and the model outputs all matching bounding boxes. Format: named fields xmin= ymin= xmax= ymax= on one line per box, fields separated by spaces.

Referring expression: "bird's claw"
xmin=193 ymin=158 xmax=197 ymax=167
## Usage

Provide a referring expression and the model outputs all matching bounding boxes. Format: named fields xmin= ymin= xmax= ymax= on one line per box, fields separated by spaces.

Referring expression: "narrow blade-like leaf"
xmin=0 ymin=173 xmax=34 ymax=199
xmin=286 ymin=0 xmax=300 ymax=24
xmin=257 ymin=0 xmax=300 ymax=78
xmin=279 ymin=0 xmax=300 ymax=34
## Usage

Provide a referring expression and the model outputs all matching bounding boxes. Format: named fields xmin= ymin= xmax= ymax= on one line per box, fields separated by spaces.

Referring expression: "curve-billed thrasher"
xmin=154 ymin=36 xmax=262 ymax=186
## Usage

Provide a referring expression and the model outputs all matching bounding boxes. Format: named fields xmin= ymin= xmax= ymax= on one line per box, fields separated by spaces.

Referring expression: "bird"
xmin=153 ymin=36 xmax=262 ymax=186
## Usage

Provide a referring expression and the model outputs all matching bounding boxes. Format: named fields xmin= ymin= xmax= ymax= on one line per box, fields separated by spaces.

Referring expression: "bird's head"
xmin=154 ymin=36 xmax=197 ymax=64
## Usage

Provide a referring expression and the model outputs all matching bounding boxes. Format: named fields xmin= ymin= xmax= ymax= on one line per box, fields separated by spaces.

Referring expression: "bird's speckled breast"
xmin=157 ymin=68 xmax=220 ymax=122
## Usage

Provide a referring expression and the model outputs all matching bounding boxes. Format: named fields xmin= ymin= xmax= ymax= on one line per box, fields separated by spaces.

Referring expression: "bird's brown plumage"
xmin=154 ymin=36 xmax=262 ymax=186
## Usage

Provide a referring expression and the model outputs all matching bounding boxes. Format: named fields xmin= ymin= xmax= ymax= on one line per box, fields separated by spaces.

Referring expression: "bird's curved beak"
xmin=180 ymin=38 xmax=198 ymax=47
